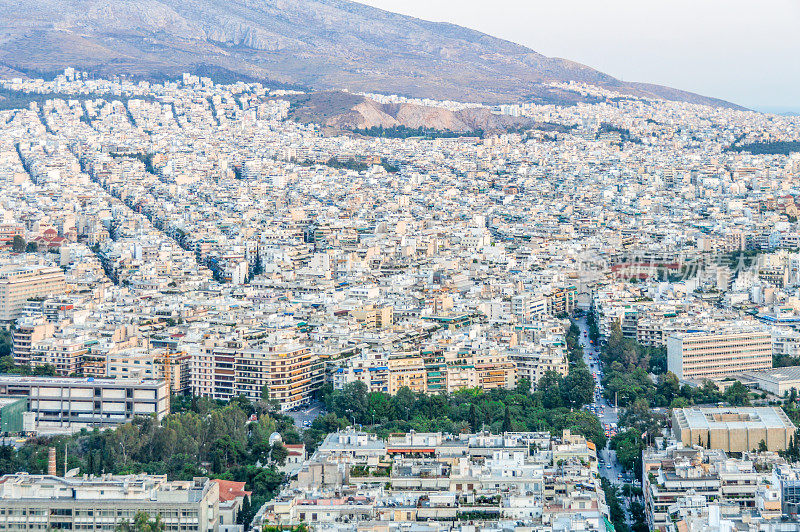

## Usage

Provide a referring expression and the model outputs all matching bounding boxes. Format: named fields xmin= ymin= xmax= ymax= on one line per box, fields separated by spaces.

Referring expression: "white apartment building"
xmin=0 ymin=474 xmax=219 ymax=532
xmin=510 ymin=293 xmax=548 ymax=323
xmin=667 ymin=328 xmax=772 ymax=380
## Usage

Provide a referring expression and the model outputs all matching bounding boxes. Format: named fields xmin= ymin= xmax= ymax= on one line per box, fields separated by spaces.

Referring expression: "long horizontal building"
xmin=672 ymin=406 xmax=795 ymax=452
xmin=0 ymin=266 xmax=67 ymax=323
xmin=0 ymin=474 xmax=219 ymax=532
xmin=0 ymin=375 xmax=168 ymax=432
xmin=666 ymin=328 xmax=772 ymax=380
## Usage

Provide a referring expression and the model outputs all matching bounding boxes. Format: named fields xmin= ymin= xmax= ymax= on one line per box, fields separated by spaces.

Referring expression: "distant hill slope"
xmin=0 ymin=0 xmax=741 ymax=108
xmin=287 ymin=92 xmax=532 ymax=133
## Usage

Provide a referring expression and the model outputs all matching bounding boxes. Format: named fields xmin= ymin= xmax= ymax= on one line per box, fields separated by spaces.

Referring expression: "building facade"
xmin=0 ymin=376 xmax=168 ymax=431
xmin=667 ymin=329 xmax=772 ymax=380
xmin=0 ymin=266 xmax=68 ymax=323
xmin=0 ymin=474 xmax=219 ymax=532
xmin=192 ymin=341 xmax=322 ymax=410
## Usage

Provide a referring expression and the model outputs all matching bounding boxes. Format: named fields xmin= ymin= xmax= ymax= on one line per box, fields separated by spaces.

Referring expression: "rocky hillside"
xmin=0 ymin=0 xmax=740 ymax=108
xmin=287 ymin=92 xmax=530 ymax=133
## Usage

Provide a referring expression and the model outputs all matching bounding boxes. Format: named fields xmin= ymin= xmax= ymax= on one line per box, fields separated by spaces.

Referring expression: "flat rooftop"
xmin=674 ymin=407 xmax=795 ymax=431
xmin=0 ymin=375 xmax=164 ymax=386
xmin=740 ymin=366 xmax=800 ymax=384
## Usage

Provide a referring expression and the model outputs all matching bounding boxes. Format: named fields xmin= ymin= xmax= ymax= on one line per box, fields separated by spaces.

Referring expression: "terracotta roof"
xmin=212 ymin=479 xmax=251 ymax=502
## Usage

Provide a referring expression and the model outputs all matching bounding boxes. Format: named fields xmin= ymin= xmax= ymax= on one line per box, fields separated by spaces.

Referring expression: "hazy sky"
xmin=358 ymin=0 xmax=800 ymax=112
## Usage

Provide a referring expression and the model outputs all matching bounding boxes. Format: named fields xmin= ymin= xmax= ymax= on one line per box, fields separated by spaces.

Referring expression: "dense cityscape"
xmin=0 ymin=68 xmax=798 ymax=532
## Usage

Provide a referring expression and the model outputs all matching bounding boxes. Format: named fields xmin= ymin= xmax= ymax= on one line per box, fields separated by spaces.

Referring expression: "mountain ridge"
xmin=0 ymin=0 xmax=743 ymax=109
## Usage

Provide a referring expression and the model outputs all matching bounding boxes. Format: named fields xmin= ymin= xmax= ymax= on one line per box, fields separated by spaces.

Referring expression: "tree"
xmin=270 ymin=442 xmax=289 ymax=466
xmin=656 ymin=372 xmax=680 ymax=404
xmin=516 ymin=377 xmax=531 ymax=395
xmin=25 ymin=241 xmax=38 ymax=253
xmin=502 ymin=406 xmax=512 ymax=432
xmin=394 ymin=387 xmax=415 ymax=421
xmin=611 ymin=430 xmax=644 ymax=475
xmin=237 ymin=495 xmax=252 ymax=526
xmin=561 ymin=366 xmax=594 ymax=408
xmin=252 ymin=252 xmax=264 ymax=276
xmin=468 ymin=404 xmax=480 ymax=432
xmin=11 ymin=235 xmax=25 ymax=253
xmin=758 ymin=439 xmax=768 ymax=453
xmin=724 ymin=381 xmax=750 ymax=406
xmin=539 ymin=370 xmax=563 ymax=409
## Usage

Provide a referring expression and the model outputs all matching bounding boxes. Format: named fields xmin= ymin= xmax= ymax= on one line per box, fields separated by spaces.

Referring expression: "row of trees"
xmin=9 ymin=235 xmax=40 ymax=253
xmin=0 ymin=355 xmax=55 ymax=376
xmin=321 ymin=352 xmax=606 ymax=449
xmin=353 ymin=125 xmax=485 ymax=140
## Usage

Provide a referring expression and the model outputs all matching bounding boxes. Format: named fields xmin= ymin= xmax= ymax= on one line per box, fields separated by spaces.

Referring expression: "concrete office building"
xmin=667 ymin=329 xmax=772 ymax=380
xmin=672 ymin=407 xmax=796 ymax=452
xmin=0 ymin=376 xmax=168 ymax=432
xmin=0 ymin=266 xmax=67 ymax=323
xmin=0 ymin=474 xmax=219 ymax=532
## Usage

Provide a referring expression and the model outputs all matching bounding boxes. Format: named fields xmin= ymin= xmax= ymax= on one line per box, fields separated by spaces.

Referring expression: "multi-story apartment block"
xmin=350 ymin=305 xmax=393 ymax=329
xmin=12 ymin=315 xmax=56 ymax=365
xmin=107 ymin=349 xmax=191 ymax=393
xmin=0 ymin=474 xmax=220 ymax=532
xmin=0 ymin=266 xmax=68 ymax=323
xmin=643 ymin=443 xmax=783 ymax=531
xmin=509 ymin=340 xmax=569 ymax=388
xmin=192 ymin=340 xmax=322 ymax=410
xmin=546 ymin=286 xmax=578 ymax=316
xmin=386 ymin=354 xmax=427 ymax=394
xmin=256 ymin=429 xmax=608 ymax=531
xmin=472 ymin=352 xmax=516 ymax=390
xmin=29 ymin=334 xmax=89 ymax=376
xmin=667 ymin=328 xmax=772 ymax=380
xmin=510 ymin=293 xmax=548 ymax=323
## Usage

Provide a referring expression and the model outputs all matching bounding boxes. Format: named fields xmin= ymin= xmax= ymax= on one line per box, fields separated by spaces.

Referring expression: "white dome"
xmin=269 ymin=432 xmax=283 ymax=446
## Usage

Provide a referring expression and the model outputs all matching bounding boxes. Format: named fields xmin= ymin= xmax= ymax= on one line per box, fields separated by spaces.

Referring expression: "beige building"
xmin=387 ymin=355 xmax=427 ymax=394
xmin=192 ymin=340 xmax=322 ymax=410
xmin=667 ymin=329 xmax=772 ymax=380
xmin=29 ymin=334 xmax=88 ymax=376
xmin=0 ymin=474 xmax=219 ymax=532
xmin=351 ymin=305 xmax=393 ymax=329
xmin=0 ymin=266 xmax=67 ymax=323
xmin=474 ymin=352 xmax=516 ymax=390
xmin=672 ymin=407 xmax=796 ymax=452
xmin=107 ymin=349 xmax=190 ymax=393
xmin=444 ymin=364 xmax=478 ymax=393
xmin=12 ymin=316 xmax=56 ymax=365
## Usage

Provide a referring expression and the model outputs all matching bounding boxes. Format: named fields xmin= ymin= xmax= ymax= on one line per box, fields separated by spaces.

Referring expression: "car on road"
xmin=606 ymin=463 xmax=612 ymax=469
